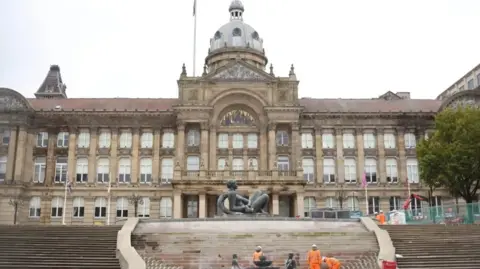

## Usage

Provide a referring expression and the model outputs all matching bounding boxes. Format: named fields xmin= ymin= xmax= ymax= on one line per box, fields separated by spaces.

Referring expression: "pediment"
xmin=0 ymin=88 xmax=32 ymax=112
xmin=378 ymin=91 xmax=401 ymax=101
xmin=208 ymin=61 xmax=273 ymax=82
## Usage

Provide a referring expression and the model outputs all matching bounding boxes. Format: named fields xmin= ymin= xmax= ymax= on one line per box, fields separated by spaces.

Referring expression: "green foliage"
xmin=417 ymin=106 xmax=480 ymax=203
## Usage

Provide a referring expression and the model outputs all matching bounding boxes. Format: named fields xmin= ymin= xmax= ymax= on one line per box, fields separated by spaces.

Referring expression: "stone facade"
xmin=0 ymin=0 xmax=478 ymax=225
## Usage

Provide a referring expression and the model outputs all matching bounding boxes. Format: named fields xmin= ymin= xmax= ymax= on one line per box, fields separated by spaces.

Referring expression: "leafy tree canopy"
xmin=417 ymin=106 xmax=480 ymax=203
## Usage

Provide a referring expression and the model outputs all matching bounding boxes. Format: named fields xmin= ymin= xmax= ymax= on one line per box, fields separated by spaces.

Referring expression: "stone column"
xmin=356 ymin=128 xmax=365 ymax=182
xmin=173 ymin=190 xmax=183 ymax=219
xmin=13 ymin=126 xmax=27 ymax=182
xmin=176 ymin=123 xmax=185 ymax=168
xmin=131 ymin=128 xmax=140 ymax=184
xmin=67 ymin=129 xmax=77 ymax=185
xmin=152 ymin=129 xmax=161 ymax=182
xmin=291 ymin=122 xmax=301 ymax=169
xmin=314 ymin=127 xmax=323 ymax=184
xmin=24 ymin=132 xmax=35 ymax=183
xmin=295 ymin=191 xmax=304 ymax=217
xmin=200 ymin=123 xmax=209 ymax=170
xmin=45 ymin=131 xmax=57 ymax=186
xmin=335 ymin=128 xmax=344 ymax=183
xmin=397 ymin=127 xmax=407 ymax=184
xmin=88 ymin=128 xmax=97 ymax=184
xmin=110 ymin=128 xmax=118 ymax=183
xmin=268 ymin=122 xmax=276 ymax=169
xmin=259 ymin=128 xmax=267 ymax=170
xmin=376 ymin=128 xmax=386 ymax=183
xmin=199 ymin=193 xmax=206 ymax=218
xmin=272 ymin=193 xmax=280 ymax=216
xmin=5 ymin=127 xmax=17 ymax=182
xmin=209 ymin=126 xmax=217 ymax=170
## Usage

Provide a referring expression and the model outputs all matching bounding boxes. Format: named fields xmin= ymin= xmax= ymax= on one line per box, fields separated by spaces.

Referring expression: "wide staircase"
xmin=132 ymin=220 xmax=379 ymax=269
xmin=0 ymin=225 xmax=121 ymax=269
xmin=382 ymin=224 xmax=480 ymax=269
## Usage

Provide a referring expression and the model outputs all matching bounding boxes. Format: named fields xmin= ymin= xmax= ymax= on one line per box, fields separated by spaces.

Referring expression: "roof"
xmin=25 ymin=97 xmax=441 ymax=113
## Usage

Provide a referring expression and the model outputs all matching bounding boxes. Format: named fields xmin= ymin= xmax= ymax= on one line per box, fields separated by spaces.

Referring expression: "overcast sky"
xmin=1 ymin=0 xmax=479 ymax=100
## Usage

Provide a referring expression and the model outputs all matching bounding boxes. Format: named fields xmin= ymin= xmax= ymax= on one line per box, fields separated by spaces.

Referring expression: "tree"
xmin=417 ymin=106 xmax=480 ymax=205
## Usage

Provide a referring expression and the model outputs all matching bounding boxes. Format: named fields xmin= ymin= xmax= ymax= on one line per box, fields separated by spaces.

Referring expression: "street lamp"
xmin=128 ymin=194 xmax=144 ymax=217
xmin=8 ymin=196 xmax=24 ymax=225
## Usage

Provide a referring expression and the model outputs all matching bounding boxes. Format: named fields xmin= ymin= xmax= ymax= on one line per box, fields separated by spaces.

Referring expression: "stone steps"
xmin=0 ymin=225 xmax=120 ymax=269
xmin=382 ymin=224 xmax=480 ymax=269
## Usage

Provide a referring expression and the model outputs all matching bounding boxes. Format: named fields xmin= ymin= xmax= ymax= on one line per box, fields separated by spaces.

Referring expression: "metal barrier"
xmin=310 ymin=208 xmax=363 ymax=219
xmin=387 ymin=202 xmax=480 ymax=224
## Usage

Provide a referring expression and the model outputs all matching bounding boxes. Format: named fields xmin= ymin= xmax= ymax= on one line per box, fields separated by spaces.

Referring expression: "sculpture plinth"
xmin=247 ymin=256 xmax=279 ymax=269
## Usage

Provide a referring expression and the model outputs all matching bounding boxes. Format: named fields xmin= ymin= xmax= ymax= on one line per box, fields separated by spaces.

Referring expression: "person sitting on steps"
xmin=285 ymin=253 xmax=296 ymax=269
xmin=252 ymin=246 xmax=263 ymax=265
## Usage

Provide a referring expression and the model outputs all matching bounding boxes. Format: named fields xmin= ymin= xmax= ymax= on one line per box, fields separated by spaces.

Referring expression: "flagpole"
xmin=107 ymin=173 xmax=112 ymax=225
xmin=62 ymin=178 xmax=68 ymax=225
xmin=407 ymin=178 xmax=412 ymax=211
xmin=364 ymin=185 xmax=368 ymax=215
xmin=193 ymin=0 xmax=197 ymax=76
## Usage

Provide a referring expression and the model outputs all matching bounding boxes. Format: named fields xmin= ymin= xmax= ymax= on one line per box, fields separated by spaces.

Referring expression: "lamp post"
xmin=128 ymin=194 xmax=144 ymax=217
xmin=9 ymin=197 xmax=24 ymax=225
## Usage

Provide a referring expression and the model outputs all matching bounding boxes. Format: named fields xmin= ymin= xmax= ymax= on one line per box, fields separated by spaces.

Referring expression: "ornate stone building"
xmin=0 ymin=1 xmax=479 ymax=225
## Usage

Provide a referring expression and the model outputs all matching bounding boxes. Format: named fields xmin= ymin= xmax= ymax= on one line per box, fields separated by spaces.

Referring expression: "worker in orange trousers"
xmin=307 ymin=244 xmax=321 ymax=269
xmin=252 ymin=246 xmax=263 ymax=263
xmin=322 ymin=255 xmax=341 ymax=269
xmin=376 ymin=210 xmax=386 ymax=225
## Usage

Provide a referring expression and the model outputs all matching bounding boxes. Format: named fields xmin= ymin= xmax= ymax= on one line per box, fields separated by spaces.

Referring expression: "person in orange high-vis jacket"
xmin=322 ymin=255 xmax=341 ymax=269
xmin=307 ymin=244 xmax=321 ymax=269
xmin=252 ymin=246 xmax=263 ymax=263
xmin=376 ymin=210 xmax=386 ymax=225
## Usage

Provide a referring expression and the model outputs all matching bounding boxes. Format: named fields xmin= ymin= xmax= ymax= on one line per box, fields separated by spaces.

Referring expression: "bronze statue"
xmin=217 ymin=179 xmax=269 ymax=215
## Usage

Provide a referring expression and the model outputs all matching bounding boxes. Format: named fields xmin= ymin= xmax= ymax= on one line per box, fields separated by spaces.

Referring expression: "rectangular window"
xmin=36 ymin=132 xmax=48 ymax=147
xmin=54 ymin=157 xmax=68 ymax=183
xmin=160 ymin=158 xmax=174 ymax=183
xmin=34 ymin=157 xmax=46 ymax=183
xmin=187 ymin=156 xmax=200 ymax=171
xmin=344 ymin=158 xmax=356 ymax=183
xmin=217 ymin=158 xmax=226 ymax=170
xmin=98 ymin=132 xmax=111 ymax=148
xmin=119 ymin=132 xmax=132 ymax=148
xmin=303 ymin=197 xmax=316 ymax=217
xmin=407 ymin=159 xmax=419 ymax=183
xmin=218 ymin=133 xmax=228 ymax=148
xmin=232 ymin=158 xmax=244 ymax=176
xmin=389 ymin=196 xmax=401 ymax=211
xmin=137 ymin=197 xmax=150 ymax=218
xmin=29 ymin=197 xmax=41 ymax=218
xmin=139 ymin=158 xmax=152 ymax=183
xmin=323 ymin=158 xmax=335 ymax=183
xmin=247 ymin=133 xmax=258 ymax=148
xmin=97 ymin=158 xmax=110 ymax=183
xmin=77 ymin=131 xmax=90 ymax=148
xmin=160 ymin=197 xmax=173 ymax=218
xmin=364 ymin=158 xmax=377 ymax=183
xmin=76 ymin=158 xmax=88 ymax=183
xmin=118 ymin=158 xmax=131 ymax=183
xmin=116 ymin=198 xmax=128 ymax=218
xmin=467 ymin=79 xmax=475 ymax=89
xmin=186 ymin=196 xmax=198 ymax=218
xmin=477 ymin=73 xmax=480 ymax=86
xmin=368 ymin=196 xmax=380 ymax=215
xmin=363 ymin=133 xmax=376 ymax=149
xmin=386 ymin=158 xmax=398 ymax=183
xmin=51 ymin=197 xmax=64 ymax=218
xmin=162 ymin=132 xmax=174 ymax=148
xmin=383 ymin=133 xmax=396 ymax=149
xmin=322 ymin=133 xmax=334 ymax=149
xmin=276 ymin=131 xmax=289 ymax=145
xmin=0 ymin=156 xmax=6 ymax=182
xmin=57 ymin=132 xmax=69 ymax=148
xmin=301 ymin=133 xmax=314 ymax=148
xmin=404 ymin=133 xmax=416 ymax=148
xmin=302 ymin=158 xmax=315 ymax=183
xmin=94 ymin=198 xmax=107 ymax=218
xmin=141 ymin=132 xmax=153 ymax=148
xmin=73 ymin=197 xmax=85 ymax=218
xmin=343 ymin=133 xmax=355 ymax=149
xmin=277 ymin=156 xmax=289 ymax=171
xmin=232 ymin=133 xmax=243 ymax=149
xmin=2 ymin=129 xmax=10 ymax=145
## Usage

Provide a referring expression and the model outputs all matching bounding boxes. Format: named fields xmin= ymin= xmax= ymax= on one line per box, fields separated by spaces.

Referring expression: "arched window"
xmin=160 ymin=197 xmax=173 ymax=219
xmin=51 ymin=197 xmax=64 ymax=218
xmin=97 ymin=158 xmax=110 ymax=183
xmin=140 ymin=158 xmax=152 ymax=183
xmin=118 ymin=158 xmax=131 ymax=183
xmin=161 ymin=158 xmax=174 ymax=183
xmin=364 ymin=158 xmax=377 ymax=183
xmin=94 ymin=197 xmax=107 ymax=218
xmin=232 ymin=28 xmax=242 ymax=36
xmin=220 ymin=109 xmax=255 ymax=126
xmin=251 ymin=31 xmax=259 ymax=40
xmin=385 ymin=158 xmax=398 ymax=183
xmin=29 ymin=197 xmax=41 ymax=218
xmin=137 ymin=197 xmax=150 ymax=218
xmin=116 ymin=197 xmax=129 ymax=218
xmin=73 ymin=197 xmax=84 ymax=218
xmin=187 ymin=129 xmax=200 ymax=146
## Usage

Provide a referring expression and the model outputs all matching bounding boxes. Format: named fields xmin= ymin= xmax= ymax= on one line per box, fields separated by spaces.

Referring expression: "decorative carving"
xmin=448 ymin=96 xmax=479 ymax=109
xmin=0 ymin=94 xmax=30 ymax=111
xmin=267 ymin=121 xmax=276 ymax=131
xmin=187 ymin=90 xmax=198 ymax=101
xmin=160 ymin=147 xmax=175 ymax=156
xmin=220 ymin=109 xmax=255 ymax=126
xmin=278 ymin=90 xmax=288 ymax=101
xmin=212 ymin=63 xmax=266 ymax=81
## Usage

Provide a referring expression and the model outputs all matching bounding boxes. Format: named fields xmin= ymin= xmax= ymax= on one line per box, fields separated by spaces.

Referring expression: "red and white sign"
xmin=382 ymin=261 xmax=397 ymax=269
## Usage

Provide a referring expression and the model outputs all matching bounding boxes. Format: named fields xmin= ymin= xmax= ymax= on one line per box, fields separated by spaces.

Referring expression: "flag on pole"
xmin=66 ymin=180 xmax=73 ymax=194
xmin=193 ymin=0 xmax=197 ymax=16
xmin=361 ymin=172 xmax=368 ymax=189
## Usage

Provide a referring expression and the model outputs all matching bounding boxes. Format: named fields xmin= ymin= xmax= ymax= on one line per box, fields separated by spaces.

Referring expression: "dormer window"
xmin=232 ymin=28 xmax=242 ymax=37
xmin=251 ymin=31 xmax=259 ymax=41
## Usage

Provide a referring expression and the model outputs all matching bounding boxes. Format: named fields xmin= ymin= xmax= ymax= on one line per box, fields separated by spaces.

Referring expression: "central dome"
xmin=209 ymin=0 xmax=264 ymax=54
